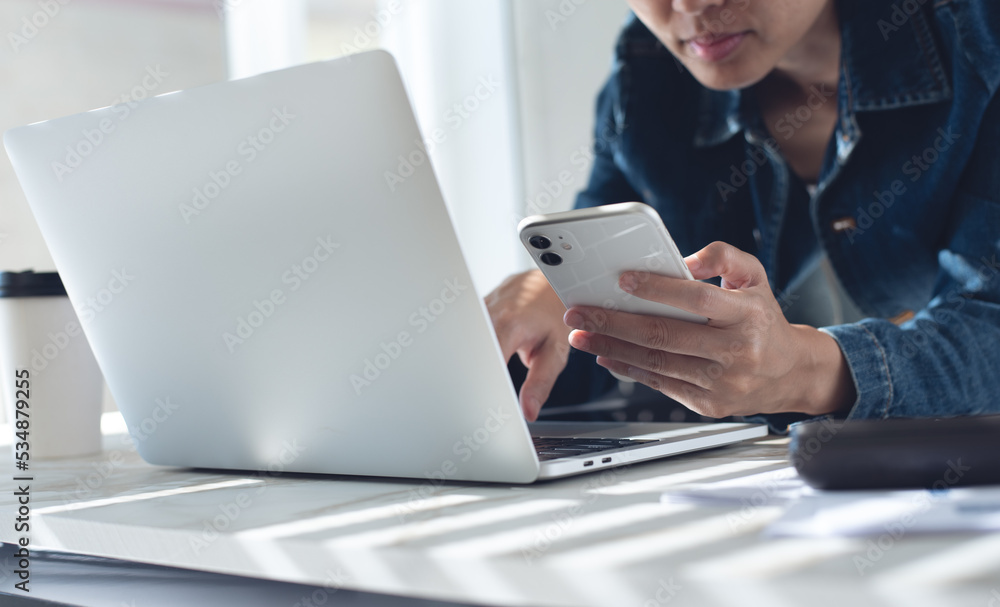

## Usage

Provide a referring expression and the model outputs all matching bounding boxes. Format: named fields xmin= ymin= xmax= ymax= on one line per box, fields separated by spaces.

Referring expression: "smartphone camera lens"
xmin=540 ymin=252 xmax=563 ymax=266
xmin=529 ymin=235 xmax=551 ymax=250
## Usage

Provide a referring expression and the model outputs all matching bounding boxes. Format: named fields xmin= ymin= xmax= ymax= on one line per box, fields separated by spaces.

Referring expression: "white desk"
xmin=2 ymin=414 xmax=997 ymax=607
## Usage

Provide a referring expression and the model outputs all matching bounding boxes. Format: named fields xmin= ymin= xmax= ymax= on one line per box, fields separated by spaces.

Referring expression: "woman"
xmin=486 ymin=0 xmax=1000 ymax=429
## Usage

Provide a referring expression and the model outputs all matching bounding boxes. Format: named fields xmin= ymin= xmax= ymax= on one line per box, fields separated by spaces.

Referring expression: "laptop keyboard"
xmin=532 ymin=436 xmax=657 ymax=461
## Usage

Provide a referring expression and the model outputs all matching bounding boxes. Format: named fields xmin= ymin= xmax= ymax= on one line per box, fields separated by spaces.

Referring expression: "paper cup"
xmin=0 ymin=271 xmax=104 ymax=460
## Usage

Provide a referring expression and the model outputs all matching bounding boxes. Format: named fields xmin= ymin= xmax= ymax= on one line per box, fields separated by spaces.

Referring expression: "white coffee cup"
xmin=0 ymin=271 xmax=104 ymax=460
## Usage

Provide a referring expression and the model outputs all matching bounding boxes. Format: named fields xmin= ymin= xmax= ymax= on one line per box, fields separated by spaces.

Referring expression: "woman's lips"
xmin=687 ymin=32 xmax=748 ymax=62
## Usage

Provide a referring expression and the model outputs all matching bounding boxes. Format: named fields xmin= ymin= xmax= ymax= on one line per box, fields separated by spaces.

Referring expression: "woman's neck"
xmin=773 ymin=1 xmax=841 ymax=94
xmin=753 ymin=1 xmax=843 ymax=184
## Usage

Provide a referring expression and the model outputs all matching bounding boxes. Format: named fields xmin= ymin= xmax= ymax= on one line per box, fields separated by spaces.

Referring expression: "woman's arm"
xmin=485 ymin=67 xmax=642 ymax=419
xmin=565 ymin=94 xmax=1000 ymax=422
xmin=820 ymin=94 xmax=1000 ymax=420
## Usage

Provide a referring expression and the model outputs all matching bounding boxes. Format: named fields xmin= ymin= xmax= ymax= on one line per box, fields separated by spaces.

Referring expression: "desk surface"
xmin=2 ymin=415 xmax=998 ymax=607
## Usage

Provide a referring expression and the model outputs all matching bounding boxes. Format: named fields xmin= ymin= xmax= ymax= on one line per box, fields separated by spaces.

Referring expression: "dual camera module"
xmin=528 ymin=235 xmax=564 ymax=266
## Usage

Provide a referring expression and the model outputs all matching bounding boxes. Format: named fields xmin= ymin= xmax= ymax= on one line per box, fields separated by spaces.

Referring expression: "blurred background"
xmin=0 ymin=0 xmax=631 ymax=420
xmin=1 ymin=0 xmax=631 ymax=294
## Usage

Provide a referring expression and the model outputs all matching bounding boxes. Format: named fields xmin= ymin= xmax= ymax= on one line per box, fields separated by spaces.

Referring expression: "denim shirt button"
xmin=889 ymin=309 xmax=915 ymax=325
xmin=836 ymin=139 xmax=853 ymax=164
xmin=831 ymin=216 xmax=858 ymax=233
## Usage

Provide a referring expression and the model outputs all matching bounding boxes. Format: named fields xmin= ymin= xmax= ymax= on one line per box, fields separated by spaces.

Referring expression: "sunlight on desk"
xmin=238 ymin=493 xmax=485 ymax=541
xmin=592 ymin=459 xmax=785 ymax=495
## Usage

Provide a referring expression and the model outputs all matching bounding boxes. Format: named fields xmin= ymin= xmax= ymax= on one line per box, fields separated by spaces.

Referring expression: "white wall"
xmin=224 ymin=0 xmax=307 ymax=79
xmin=381 ymin=0 xmax=525 ymax=297
xmin=380 ymin=0 xmax=630 ymax=291
xmin=510 ymin=0 xmax=631 ymax=270
xmin=0 ymin=0 xmax=226 ymax=421
xmin=0 ymin=0 xmax=226 ymax=272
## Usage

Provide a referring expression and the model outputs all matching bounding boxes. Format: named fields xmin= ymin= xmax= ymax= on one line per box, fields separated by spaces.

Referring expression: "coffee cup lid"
xmin=0 ymin=270 xmax=67 ymax=297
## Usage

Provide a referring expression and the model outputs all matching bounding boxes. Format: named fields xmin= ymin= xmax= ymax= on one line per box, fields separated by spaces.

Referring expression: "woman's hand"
xmin=485 ymin=269 xmax=572 ymax=421
xmin=564 ymin=241 xmax=856 ymax=418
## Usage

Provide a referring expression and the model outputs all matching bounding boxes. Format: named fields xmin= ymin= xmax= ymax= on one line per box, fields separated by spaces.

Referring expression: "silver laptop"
xmin=4 ymin=50 xmax=766 ymax=482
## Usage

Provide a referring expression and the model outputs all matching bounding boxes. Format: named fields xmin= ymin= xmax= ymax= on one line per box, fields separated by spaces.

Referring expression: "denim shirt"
xmin=560 ymin=0 xmax=1000 ymax=425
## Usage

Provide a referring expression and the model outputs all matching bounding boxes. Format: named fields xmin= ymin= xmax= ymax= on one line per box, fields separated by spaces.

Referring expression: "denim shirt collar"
xmin=692 ymin=1 xmax=953 ymax=150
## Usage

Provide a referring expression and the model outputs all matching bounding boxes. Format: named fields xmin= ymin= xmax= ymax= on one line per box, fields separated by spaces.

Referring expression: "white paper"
xmin=661 ymin=466 xmax=810 ymax=507
xmin=767 ymin=487 xmax=1000 ymax=537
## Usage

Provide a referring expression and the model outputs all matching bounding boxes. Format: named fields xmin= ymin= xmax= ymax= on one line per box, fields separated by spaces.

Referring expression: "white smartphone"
xmin=517 ymin=202 xmax=708 ymax=325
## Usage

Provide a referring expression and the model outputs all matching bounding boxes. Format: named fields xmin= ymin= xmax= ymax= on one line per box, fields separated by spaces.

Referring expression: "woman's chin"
xmin=680 ymin=53 xmax=774 ymax=92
